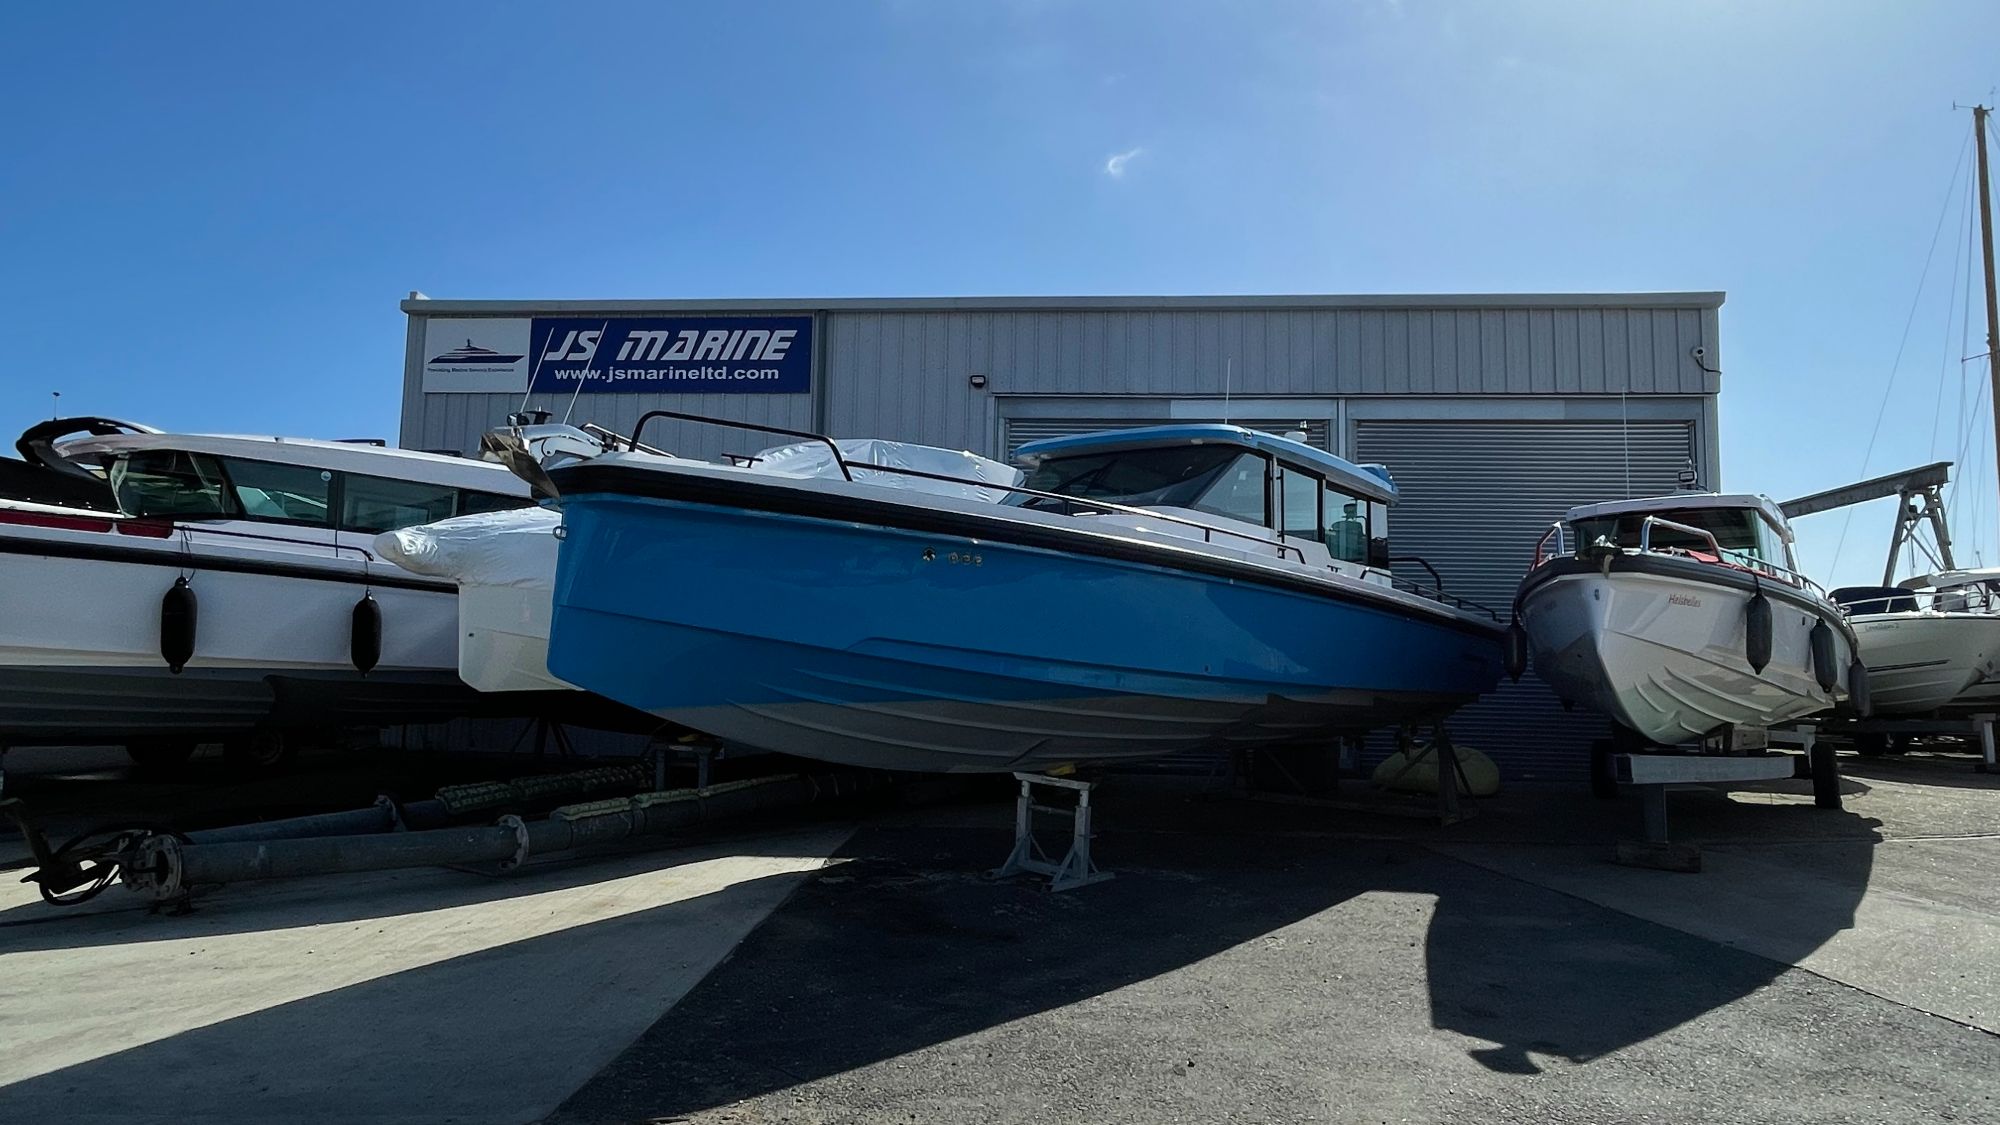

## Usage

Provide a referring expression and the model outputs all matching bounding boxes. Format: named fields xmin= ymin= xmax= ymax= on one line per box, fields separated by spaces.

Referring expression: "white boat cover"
xmin=376 ymin=507 xmax=560 ymax=587
xmin=756 ymin=439 xmax=1022 ymax=503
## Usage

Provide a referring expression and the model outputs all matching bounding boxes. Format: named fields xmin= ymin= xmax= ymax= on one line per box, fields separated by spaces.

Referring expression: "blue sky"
xmin=3 ymin=0 xmax=1999 ymax=586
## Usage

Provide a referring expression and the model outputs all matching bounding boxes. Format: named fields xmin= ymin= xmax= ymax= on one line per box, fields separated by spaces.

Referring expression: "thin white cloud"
xmin=1104 ymin=146 xmax=1144 ymax=178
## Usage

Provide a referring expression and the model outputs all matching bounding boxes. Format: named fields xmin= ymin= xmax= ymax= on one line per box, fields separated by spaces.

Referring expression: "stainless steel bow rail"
xmin=2 ymin=761 xmax=885 ymax=909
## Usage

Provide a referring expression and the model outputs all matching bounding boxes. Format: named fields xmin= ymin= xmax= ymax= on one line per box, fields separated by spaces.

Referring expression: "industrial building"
xmin=400 ymin=292 xmax=1725 ymax=785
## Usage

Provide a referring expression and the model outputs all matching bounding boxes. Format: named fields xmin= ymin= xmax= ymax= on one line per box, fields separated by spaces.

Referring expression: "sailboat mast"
xmin=1975 ymin=105 xmax=2000 ymax=515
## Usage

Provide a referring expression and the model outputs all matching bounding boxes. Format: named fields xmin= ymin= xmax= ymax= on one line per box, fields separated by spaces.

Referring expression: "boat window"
xmin=459 ymin=490 xmax=534 ymax=516
xmin=1018 ymin=446 xmax=1250 ymax=512
xmin=218 ymin=458 xmax=333 ymax=526
xmin=1571 ymin=507 xmax=1764 ymax=562
xmin=1368 ymin=500 xmax=1390 ymax=567
xmin=341 ymin=474 xmax=459 ymax=533
xmin=107 ymin=450 xmax=236 ymax=518
xmin=1279 ymin=467 xmax=1322 ymax=542
xmin=1191 ymin=453 xmax=1270 ymax=525
xmin=1324 ymin=486 xmax=1369 ymax=564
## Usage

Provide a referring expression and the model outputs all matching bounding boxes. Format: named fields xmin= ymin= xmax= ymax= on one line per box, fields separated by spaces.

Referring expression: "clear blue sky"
xmin=4 ymin=0 xmax=1999 ymax=586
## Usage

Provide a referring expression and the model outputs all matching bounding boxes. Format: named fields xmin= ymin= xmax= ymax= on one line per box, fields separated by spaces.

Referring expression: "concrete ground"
xmin=1 ymin=747 xmax=1996 ymax=1124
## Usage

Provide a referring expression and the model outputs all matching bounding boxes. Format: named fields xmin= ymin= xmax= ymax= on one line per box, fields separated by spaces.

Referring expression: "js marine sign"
xmin=420 ymin=315 xmax=813 ymax=394
xmin=528 ymin=316 xmax=812 ymax=394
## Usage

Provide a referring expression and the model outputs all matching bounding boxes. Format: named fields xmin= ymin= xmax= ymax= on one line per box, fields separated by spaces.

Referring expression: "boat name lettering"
xmin=1668 ymin=593 xmax=1702 ymax=607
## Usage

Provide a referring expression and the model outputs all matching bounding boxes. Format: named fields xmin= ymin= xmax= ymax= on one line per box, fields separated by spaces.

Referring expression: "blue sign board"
xmin=526 ymin=316 xmax=813 ymax=394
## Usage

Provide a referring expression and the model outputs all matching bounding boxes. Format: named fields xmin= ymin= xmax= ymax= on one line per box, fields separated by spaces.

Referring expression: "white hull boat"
xmin=1831 ymin=584 xmax=2000 ymax=715
xmin=0 ymin=417 xmax=544 ymax=752
xmin=1516 ymin=493 xmax=1861 ymax=745
xmin=1862 ymin=569 xmax=2000 ymax=711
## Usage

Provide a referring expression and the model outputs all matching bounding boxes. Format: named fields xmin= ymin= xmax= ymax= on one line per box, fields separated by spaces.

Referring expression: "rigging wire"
xmin=1950 ymin=183 xmax=1980 ymax=532
xmin=1832 ymin=131 xmax=1972 ymax=572
xmin=1931 ymin=162 xmax=1975 ymax=464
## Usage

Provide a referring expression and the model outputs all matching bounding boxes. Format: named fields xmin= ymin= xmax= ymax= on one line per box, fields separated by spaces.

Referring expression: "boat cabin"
xmin=3 ymin=419 xmax=532 ymax=535
xmin=1012 ymin=424 xmax=1395 ymax=567
xmin=1557 ymin=493 xmax=1803 ymax=580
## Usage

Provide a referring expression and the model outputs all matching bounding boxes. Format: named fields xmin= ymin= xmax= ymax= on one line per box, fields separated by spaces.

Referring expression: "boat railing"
xmin=1383 ymin=555 xmax=1498 ymax=619
xmin=627 ymin=408 xmax=1312 ymax=563
xmin=1532 ymin=521 xmax=1567 ymax=567
xmin=580 ymin=422 xmax=671 ymax=458
xmin=630 ymin=411 xmax=852 ymax=480
xmin=1637 ymin=515 xmax=1831 ymax=599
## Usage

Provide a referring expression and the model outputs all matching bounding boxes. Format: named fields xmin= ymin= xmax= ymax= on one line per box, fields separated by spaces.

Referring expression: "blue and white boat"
xmin=533 ymin=415 xmax=1507 ymax=773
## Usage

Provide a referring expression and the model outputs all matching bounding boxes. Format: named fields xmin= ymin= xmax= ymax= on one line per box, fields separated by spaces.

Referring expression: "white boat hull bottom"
xmin=1847 ymin=613 xmax=2000 ymax=715
xmin=1524 ymin=570 xmax=1844 ymax=744
xmin=660 ymin=685 xmax=1464 ymax=774
xmin=459 ymin=584 xmax=573 ymax=694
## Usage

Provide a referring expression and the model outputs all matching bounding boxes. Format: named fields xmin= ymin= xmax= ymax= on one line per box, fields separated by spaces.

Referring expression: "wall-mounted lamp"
xmin=968 ymin=373 xmax=988 ymax=389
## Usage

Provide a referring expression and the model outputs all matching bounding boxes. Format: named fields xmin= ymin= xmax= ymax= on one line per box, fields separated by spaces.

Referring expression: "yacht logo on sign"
xmin=527 ymin=316 xmax=813 ymax=394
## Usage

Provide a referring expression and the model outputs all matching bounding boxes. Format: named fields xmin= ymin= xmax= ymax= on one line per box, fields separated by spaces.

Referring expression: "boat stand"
xmin=1610 ymin=725 xmax=1841 ymax=872
xmin=1379 ymin=724 xmax=1478 ymax=825
xmin=990 ymin=772 xmax=1113 ymax=892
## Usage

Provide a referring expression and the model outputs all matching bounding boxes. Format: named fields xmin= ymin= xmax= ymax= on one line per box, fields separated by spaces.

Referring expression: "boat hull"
xmin=1846 ymin=612 xmax=2000 ymax=715
xmin=547 ymin=492 xmax=1504 ymax=773
xmin=1520 ymin=558 xmax=1848 ymax=744
xmin=460 ymin=582 xmax=572 ymax=693
xmin=0 ymin=524 xmax=479 ymax=744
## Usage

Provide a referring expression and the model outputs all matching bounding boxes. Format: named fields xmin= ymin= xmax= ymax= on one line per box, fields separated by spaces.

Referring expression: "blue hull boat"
xmin=540 ymin=417 xmax=1505 ymax=773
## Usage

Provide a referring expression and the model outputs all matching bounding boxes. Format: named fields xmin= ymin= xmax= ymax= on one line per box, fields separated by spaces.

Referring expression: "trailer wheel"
xmin=223 ymin=731 xmax=297 ymax=775
xmin=126 ymin=738 xmax=198 ymax=775
xmin=1855 ymin=732 xmax=1890 ymax=758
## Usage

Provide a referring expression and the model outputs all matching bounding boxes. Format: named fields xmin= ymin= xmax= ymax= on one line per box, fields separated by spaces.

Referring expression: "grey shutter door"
xmin=1353 ymin=419 xmax=1698 ymax=786
xmin=1005 ymin=418 xmax=1331 ymax=459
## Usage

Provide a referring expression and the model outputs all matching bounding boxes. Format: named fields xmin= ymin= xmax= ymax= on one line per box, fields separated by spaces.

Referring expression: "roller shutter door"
xmin=1005 ymin=418 xmax=1331 ymax=458
xmin=1353 ymin=419 xmax=1697 ymax=786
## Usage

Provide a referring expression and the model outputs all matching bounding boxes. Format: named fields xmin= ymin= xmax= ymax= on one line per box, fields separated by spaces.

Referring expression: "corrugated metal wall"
xmin=1352 ymin=419 xmax=1697 ymax=785
xmin=819 ymin=305 xmax=1715 ymax=457
xmin=405 ymin=300 xmax=1720 ymax=461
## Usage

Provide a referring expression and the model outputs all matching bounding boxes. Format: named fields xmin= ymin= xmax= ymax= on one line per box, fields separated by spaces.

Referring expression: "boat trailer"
xmin=4 ymin=761 xmax=884 ymax=909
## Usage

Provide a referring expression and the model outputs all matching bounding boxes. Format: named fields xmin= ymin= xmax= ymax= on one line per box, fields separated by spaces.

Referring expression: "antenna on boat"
xmin=1222 ymin=358 xmax=1233 ymax=424
xmin=49 ymin=391 xmax=59 ymax=419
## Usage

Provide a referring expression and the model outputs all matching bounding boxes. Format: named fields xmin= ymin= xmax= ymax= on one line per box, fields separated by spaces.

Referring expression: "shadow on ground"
xmin=0 ymin=773 xmax=1915 ymax=1123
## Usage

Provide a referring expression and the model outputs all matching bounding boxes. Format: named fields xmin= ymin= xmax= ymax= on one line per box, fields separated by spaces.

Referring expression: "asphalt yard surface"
xmin=1 ymin=746 xmax=1996 ymax=1124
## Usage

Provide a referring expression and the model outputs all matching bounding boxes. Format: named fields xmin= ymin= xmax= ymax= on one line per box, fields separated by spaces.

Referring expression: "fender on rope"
xmin=1744 ymin=578 xmax=1773 ymax=675
xmin=1808 ymin=618 xmax=1839 ymax=693
xmin=160 ymin=576 xmax=197 ymax=674
xmin=1848 ymin=658 xmax=1872 ymax=717
xmin=1503 ymin=620 xmax=1529 ymax=682
xmin=351 ymin=592 xmax=381 ymax=675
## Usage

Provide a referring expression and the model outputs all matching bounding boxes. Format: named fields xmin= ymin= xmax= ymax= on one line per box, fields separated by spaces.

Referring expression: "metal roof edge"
xmin=400 ymin=292 xmax=1728 ymax=315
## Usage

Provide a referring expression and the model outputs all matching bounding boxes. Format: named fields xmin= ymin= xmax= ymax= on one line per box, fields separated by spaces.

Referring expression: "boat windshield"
xmin=1015 ymin=446 xmax=1268 ymax=524
xmin=1570 ymin=506 xmax=1781 ymax=569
